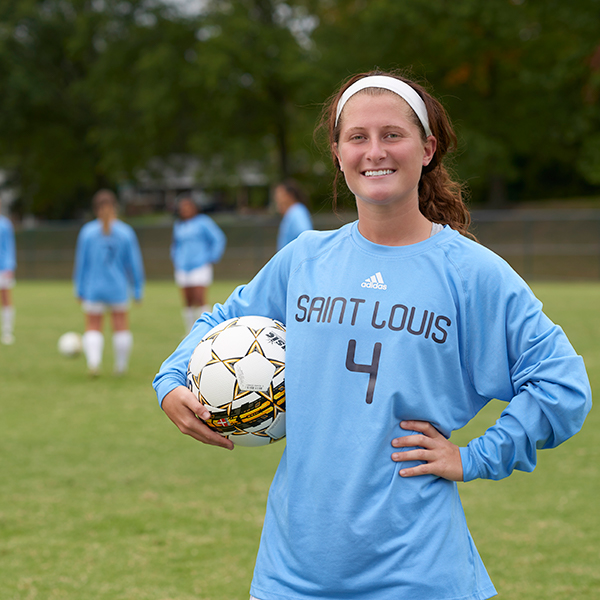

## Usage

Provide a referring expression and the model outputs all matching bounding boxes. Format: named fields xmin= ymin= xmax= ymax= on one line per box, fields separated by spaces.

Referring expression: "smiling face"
xmin=333 ymin=90 xmax=436 ymax=213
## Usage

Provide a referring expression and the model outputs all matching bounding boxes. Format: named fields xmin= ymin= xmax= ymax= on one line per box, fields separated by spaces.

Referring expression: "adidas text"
xmin=361 ymin=281 xmax=387 ymax=290
xmin=361 ymin=272 xmax=387 ymax=290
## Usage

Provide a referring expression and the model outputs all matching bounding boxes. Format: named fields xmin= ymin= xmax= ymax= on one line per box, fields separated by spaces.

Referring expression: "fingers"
xmin=186 ymin=419 xmax=235 ymax=450
xmin=391 ymin=420 xmax=463 ymax=482
xmin=397 ymin=462 xmax=435 ymax=478
xmin=391 ymin=420 xmax=440 ymax=451
xmin=401 ymin=420 xmax=441 ymax=437
xmin=162 ymin=386 xmax=234 ymax=451
xmin=163 ymin=388 xmax=210 ymax=422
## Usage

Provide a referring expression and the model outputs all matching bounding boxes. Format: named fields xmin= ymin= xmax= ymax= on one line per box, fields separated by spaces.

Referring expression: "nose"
xmin=366 ymin=138 xmax=386 ymax=162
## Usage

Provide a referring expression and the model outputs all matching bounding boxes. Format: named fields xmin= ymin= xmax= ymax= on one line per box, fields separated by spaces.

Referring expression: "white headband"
xmin=335 ymin=75 xmax=432 ymax=137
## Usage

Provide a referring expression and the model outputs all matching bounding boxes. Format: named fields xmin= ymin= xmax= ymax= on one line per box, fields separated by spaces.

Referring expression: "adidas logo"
xmin=361 ymin=272 xmax=387 ymax=290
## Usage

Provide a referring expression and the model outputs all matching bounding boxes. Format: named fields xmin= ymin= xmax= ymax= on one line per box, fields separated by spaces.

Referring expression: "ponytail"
xmin=92 ymin=189 xmax=117 ymax=235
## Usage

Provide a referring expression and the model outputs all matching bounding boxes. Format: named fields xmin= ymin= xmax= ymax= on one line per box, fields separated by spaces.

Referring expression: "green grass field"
xmin=0 ymin=280 xmax=598 ymax=600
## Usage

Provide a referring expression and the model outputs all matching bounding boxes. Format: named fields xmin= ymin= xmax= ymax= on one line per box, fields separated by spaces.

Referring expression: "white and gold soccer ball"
xmin=57 ymin=332 xmax=83 ymax=357
xmin=186 ymin=316 xmax=286 ymax=446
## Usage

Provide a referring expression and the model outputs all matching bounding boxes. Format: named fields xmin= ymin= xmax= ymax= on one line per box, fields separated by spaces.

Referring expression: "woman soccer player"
xmin=153 ymin=71 xmax=592 ymax=600
xmin=0 ymin=212 xmax=16 ymax=345
xmin=171 ymin=194 xmax=226 ymax=332
xmin=74 ymin=189 xmax=145 ymax=376
xmin=274 ymin=179 xmax=313 ymax=251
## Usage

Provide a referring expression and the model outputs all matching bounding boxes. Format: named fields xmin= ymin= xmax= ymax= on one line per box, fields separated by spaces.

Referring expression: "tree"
xmin=0 ymin=0 xmax=200 ymax=217
xmin=1 ymin=0 xmax=598 ymax=217
xmin=0 ymin=0 xmax=326 ymax=217
xmin=310 ymin=0 xmax=600 ymax=205
xmin=179 ymin=0 xmax=322 ymax=182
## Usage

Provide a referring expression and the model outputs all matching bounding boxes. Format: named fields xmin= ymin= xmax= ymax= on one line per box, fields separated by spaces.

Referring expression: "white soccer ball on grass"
xmin=58 ymin=332 xmax=83 ymax=357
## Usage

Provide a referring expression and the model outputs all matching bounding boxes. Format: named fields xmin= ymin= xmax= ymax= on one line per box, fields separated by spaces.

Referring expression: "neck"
xmin=356 ymin=199 xmax=431 ymax=246
xmin=282 ymin=201 xmax=295 ymax=215
xmin=100 ymin=213 xmax=114 ymax=235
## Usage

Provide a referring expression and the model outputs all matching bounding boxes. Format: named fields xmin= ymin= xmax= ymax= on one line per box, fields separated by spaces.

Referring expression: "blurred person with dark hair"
xmin=0 ymin=211 xmax=16 ymax=345
xmin=171 ymin=194 xmax=226 ymax=333
xmin=73 ymin=189 xmax=145 ymax=376
xmin=274 ymin=179 xmax=313 ymax=251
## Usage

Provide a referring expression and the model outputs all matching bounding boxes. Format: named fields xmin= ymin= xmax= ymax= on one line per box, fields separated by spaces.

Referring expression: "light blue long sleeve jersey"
xmin=74 ymin=219 xmax=145 ymax=303
xmin=0 ymin=215 xmax=16 ymax=272
xmin=170 ymin=214 xmax=226 ymax=272
xmin=153 ymin=223 xmax=591 ymax=600
xmin=277 ymin=203 xmax=313 ymax=251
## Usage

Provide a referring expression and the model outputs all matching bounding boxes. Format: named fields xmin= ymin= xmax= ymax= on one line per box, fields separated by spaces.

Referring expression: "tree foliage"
xmin=311 ymin=0 xmax=600 ymax=204
xmin=0 ymin=0 xmax=599 ymax=217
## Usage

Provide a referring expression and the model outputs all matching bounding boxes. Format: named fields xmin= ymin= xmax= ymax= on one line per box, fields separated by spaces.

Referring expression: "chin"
xmin=355 ymin=192 xmax=398 ymax=207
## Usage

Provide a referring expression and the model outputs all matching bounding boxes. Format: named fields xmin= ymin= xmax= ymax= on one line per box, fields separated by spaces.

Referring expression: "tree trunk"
xmin=488 ymin=173 xmax=508 ymax=208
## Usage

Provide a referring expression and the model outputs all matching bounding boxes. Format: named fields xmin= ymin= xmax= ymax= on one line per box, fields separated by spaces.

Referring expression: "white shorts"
xmin=0 ymin=271 xmax=15 ymax=289
xmin=82 ymin=300 xmax=129 ymax=315
xmin=175 ymin=264 xmax=213 ymax=288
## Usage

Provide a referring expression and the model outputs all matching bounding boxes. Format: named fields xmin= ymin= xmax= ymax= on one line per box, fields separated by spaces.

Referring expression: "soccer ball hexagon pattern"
xmin=187 ymin=316 xmax=286 ymax=446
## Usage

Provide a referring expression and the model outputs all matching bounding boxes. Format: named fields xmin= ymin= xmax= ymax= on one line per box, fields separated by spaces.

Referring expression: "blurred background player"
xmin=74 ymin=189 xmax=145 ymax=376
xmin=0 ymin=211 xmax=16 ymax=345
xmin=274 ymin=179 xmax=313 ymax=251
xmin=171 ymin=194 xmax=226 ymax=333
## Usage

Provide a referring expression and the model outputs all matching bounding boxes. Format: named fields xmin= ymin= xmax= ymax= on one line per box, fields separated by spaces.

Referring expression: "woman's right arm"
xmin=152 ymin=243 xmax=294 ymax=446
xmin=73 ymin=228 xmax=88 ymax=300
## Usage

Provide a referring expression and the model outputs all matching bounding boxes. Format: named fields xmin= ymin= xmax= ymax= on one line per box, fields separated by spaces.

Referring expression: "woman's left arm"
xmin=391 ymin=267 xmax=592 ymax=482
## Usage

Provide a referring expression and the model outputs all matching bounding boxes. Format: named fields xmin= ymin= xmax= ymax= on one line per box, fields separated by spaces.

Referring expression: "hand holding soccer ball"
xmin=162 ymin=385 xmax=235 ymax=450
xmin=186 ymin=316 xmax=286 ymax=447
xmin=163 ymin=316 xmax=286 ymax=448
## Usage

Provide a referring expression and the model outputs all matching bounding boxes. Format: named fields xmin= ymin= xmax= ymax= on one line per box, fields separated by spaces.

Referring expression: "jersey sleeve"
xmin=170 ymin=222 xmax=178 ymax=267
xmin=457 ymin=256 xmax=592 ymax=481
xmin=204 ymin=217 xmax=226 ymax=264
xmin=125 ymin=228 xmax=145 ymax=301
xmin=152 ymin=245 xmax=292 ymax=406
xmin=291 ymin=206 xmax=313 ymax=241
xmin=277 ymin=205 xmax=313 ymax=250
xmin=1 ymin=219 xmax=16 ymax=271
xmin=72 ymin=226 xmax=89 ymax=299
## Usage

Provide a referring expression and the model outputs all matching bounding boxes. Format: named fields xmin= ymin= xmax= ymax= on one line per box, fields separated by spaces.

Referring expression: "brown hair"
xmin=316 ymin=69 xmax=473 ymax=238
xmin=92 ymin=189 xmax=117 ymax=235
xmin=276 ymin=179 xmax=308 ymax=206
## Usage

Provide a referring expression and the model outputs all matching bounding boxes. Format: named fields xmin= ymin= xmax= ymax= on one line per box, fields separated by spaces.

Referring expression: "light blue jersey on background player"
xmin=170 ymin=212 xmax=226 ymax=274
xmin=277 ymin=202 xmax=313 ymax=250
xmin=0 ymin=215 xmax=16 ymax=274
xmin=74 ymin=218 xmax=144 ymax=304
xmin=274 ymin=180 xmax=313 ymax=251
xmin=0 ymin=214 xmax=16 ymax=345
xmin=170 ymin=199 xmax=227 ymax=332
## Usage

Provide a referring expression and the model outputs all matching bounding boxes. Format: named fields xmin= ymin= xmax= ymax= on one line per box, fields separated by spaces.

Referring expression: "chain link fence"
xmin=470 ymin=210 xmax=600 ymax=280
xmin=11 ymin=209 xmax=600 ymax=282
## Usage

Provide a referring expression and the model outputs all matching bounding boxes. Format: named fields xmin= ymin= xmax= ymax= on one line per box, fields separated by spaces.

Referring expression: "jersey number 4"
xmin=345 ymin=339 xmax=382 ymax=404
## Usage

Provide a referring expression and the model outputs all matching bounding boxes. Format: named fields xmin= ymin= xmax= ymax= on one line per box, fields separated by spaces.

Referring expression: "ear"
xmin=422 ymin=136 xmax=437 ymax=167
xmin=333 ymin=143 xmax=343 ymax=172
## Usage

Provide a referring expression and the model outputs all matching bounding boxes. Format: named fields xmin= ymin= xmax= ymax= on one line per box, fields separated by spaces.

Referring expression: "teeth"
xmin=364 ymin=169 xmax=394 ymax=177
